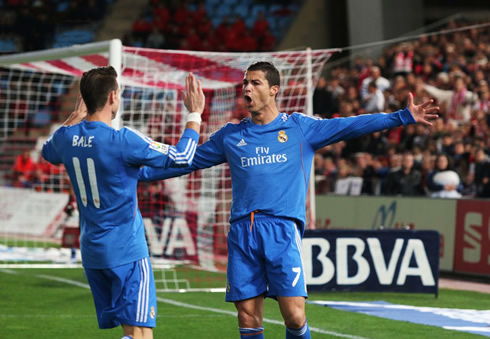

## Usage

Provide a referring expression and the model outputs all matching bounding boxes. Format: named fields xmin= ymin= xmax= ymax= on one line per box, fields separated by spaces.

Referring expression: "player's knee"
xmin=284 ymin=312 xmax=306 ymax=329
xmin=237 ymin=309 xmax=261 ymax=327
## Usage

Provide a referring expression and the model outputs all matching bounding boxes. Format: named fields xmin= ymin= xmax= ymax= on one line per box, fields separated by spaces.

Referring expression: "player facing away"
xmin=139 ymin=61 xmax=439 ymax=339
xmin=42 ymin=66 xmax=205 ymax=339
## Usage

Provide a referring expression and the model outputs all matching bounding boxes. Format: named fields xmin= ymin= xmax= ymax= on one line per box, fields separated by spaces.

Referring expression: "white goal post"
xmin=0 ymin=40 xmax=338 ymax=289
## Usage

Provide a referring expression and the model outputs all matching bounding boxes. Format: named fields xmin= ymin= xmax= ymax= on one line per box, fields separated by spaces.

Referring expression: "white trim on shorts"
xmin=293 ymin=222 xmax=308 ymax=294
xmin=136 ymin=258 xmax=150 ymax=323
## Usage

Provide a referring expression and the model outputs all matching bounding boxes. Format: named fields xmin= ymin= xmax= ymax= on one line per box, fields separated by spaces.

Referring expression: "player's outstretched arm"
xmin=407 ymin=92 xmax=439 ymax=126
xmin=182 ymin=72 xmax=205 ymax=133
xmin=63 ymin=94 xmax=87 ymax=126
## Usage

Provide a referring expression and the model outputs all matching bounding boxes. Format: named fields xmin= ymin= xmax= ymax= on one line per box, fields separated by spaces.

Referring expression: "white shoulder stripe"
xmin=124 ymin=126 xmax=153 ymax=145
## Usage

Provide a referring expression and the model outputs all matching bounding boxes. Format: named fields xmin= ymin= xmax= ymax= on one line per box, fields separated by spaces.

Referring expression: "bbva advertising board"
xmin=303 ymin=230 xmax=440 ymax=295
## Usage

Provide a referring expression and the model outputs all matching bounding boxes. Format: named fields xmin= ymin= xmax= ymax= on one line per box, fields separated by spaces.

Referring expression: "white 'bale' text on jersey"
xmin=42 ymin=120 xmax=199 ymax=269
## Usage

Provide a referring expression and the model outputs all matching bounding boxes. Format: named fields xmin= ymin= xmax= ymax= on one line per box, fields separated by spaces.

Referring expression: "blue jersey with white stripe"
xmin=42 ymin=120 xmax=198 ymax=269
xmin=140 ymin=109 xmax=415 ymax=234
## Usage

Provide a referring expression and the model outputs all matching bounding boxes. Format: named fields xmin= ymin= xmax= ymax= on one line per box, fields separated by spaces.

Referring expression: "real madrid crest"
xmin=277 ymin=130 xmax=288 ymax=143
xmin=150 ymin=306 xmax=155 ymax=319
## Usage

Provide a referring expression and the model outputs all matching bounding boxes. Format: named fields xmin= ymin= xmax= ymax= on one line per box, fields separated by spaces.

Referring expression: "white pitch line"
xmin=35 ymin=274 xmax=368 ymax=339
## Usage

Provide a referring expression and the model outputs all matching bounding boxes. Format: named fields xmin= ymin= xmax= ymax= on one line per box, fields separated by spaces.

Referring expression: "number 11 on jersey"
xmin=72 ymin=157 xmax=100 ymax=208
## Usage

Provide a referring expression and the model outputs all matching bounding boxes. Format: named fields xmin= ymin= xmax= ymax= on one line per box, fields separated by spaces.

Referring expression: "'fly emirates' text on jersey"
xmin=140 ymin=109 xmax=415 ymax=234
xmin=42 ymin=120 xmax=198 ymax=269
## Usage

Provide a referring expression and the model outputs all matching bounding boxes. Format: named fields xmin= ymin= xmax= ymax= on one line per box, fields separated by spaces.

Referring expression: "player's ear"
xmin=109 ymin=89 xmax=117 ymax=104
xmin=270 ymin=85 xmax=279 ymax=97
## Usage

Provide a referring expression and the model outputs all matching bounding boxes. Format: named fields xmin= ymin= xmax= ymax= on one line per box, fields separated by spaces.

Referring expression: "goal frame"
xmin=0 ymin=41 xmax=334 ymax=289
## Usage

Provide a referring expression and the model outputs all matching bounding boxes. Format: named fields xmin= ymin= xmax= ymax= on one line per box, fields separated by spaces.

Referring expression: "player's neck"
xmin=250 ymin=105 xmax=279 ymax=125
xmin=85 ymin=108 xmax=112 ymax=126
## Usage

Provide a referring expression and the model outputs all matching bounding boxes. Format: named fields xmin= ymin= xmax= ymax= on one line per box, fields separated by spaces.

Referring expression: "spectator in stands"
xmin=383 ymin=152 xmax=425 ymax=196
xmin=423 ymin=74 xmax=478 ymax=124
xmin=240 ymin=30 xmax=259 ymax=52
xmin=183 ymin=27 xmax=202 ymax=51
xmin=472 ymin=147 xmax=490 ymax=198
xmin=393 ymin=43 xmax=414 ymax=76
xmin=173 ymin=2 xmax=191 ymax=25
xmin=364 ymin=131 xmax=389 ymax=156
xmin=132 ymin=14 xmax=152 ymax=41
xmin=452 ymin=139 xmax=470 ymax=178
xmin=11 ymin=149 xmax=35 ymax=187
xmin=319 ymin=156 xmax=337 ymax=194
xmin=426 ymin=153 xmax=462 ymax=198
xmin=362 ymin=81 xmax=385 ymax=113
xmin=313 ymin=76 xmax=334 ymax=118
xmin=32 ymin=154 xmax=59 ymax=191
xmin=360 ymin=66 xmax=390 ymax=99
xmin=354 ymin=152 xmax=379 ymax=195
xmin=327 ymin=77 xmax=345 ymax=108
xmin=146 ymin=26 xmax=165 ymax=49
xmin=260 ymin=31 xmax=276 ymax=51
xmin=152 ymin=1 xmax=170 ymax=28
xmin=473 ymin=87 xmax=489 ymax=116
xmin=252 ymin=11 xmax=269 ymax=37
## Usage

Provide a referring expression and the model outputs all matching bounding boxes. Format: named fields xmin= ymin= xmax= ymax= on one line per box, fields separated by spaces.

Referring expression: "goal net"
xmin=0 ymin=40 xmax=338 ymax=290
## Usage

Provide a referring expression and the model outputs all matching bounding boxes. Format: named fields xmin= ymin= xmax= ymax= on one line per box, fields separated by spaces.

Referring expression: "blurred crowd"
xmin=124 ymin=0 xmax=298 ymax=52
xmin=313 ymin=20 xmax=490 ymax=198
xmin=0 ymin=0 xmax=108 ymax=52
xmin=10 ymin=149 xmax=69 ymax=192
xmin=7 ymin=18 xmax=490 ymax=200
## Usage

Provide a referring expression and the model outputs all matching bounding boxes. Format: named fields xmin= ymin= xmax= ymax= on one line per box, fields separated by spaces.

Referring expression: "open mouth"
xmin=244 ymin=95 xmax=252 ymax=105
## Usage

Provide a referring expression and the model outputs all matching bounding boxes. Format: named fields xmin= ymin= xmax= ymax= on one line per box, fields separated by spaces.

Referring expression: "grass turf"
xmin=0 ymin=268 xmax=487 ymax=339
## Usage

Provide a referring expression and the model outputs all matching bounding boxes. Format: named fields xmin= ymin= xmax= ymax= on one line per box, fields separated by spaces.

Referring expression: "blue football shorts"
xmin=225 ymin=213 xmax=308 ymax=302
xmin=84 ymin=257 xmax=157 ymax=329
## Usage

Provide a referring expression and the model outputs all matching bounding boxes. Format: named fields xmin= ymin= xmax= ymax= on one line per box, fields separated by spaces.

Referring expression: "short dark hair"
xmin=246 ymin=61 xmax=280 ymax=88
xmin=80 ymin=66 xmax=118 ymax=114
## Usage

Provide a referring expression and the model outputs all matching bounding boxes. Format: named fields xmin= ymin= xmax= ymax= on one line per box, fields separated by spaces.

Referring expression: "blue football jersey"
xmin=140 ymin=109 xmax=415 ymax=234
xmin=42 ymin=120 xmax=198 ymax=269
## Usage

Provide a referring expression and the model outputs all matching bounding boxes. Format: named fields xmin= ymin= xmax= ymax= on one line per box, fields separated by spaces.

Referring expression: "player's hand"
xmin=63 ymin=94 xmax=87 ymax=126
xmin=407 ymin=92 xmax=439 ymax=126
xmin=182 ymin=72 xmax=205 ymax=114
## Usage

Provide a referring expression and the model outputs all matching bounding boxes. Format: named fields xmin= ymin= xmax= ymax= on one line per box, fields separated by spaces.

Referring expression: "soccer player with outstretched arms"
xmin=140 ymin=61 xmax=439 ymax=339
xmin=42 ymin=67 xmax=205 ymax=339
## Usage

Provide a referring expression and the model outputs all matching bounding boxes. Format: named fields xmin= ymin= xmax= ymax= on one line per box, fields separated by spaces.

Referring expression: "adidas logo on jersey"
xmin=237 ymin=139 xmax=247 ymax=146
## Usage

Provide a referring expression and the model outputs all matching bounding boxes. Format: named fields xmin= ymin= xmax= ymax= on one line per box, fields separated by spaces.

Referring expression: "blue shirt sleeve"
xmin=41 ymin=127 xmax=65 ymax=164
xmin=294 ymin=108 xmax=416 ymax=150
xmin=122 ymin=127 xmax=199 ymax=168
xmin=139 ymin=124 xmax=227 ymax=182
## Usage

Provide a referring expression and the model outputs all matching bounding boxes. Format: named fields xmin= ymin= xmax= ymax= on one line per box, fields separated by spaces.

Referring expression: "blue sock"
xmin=286 ymin=320 xmax=311 ymax=339
xmin=121 ymin=336 xmax=133 ymax=339
xmin=239 ymin=327 xmax=264 ymax=338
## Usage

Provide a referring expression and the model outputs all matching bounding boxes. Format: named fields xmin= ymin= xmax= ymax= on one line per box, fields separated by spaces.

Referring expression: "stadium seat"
xmin=268 ymin=4 xmax=283 ymax=16
xmin=234 ymin=3 xmax=249 ymax=18
xmin=214 ymin=4 xmax=232 ymax=18
xmin=56 ymin=1 xmax=70 ymax=13
xmin=221 ymin=0 xmax=238 ymax=5
xmin=250 ymin=4 xmax=267 ymax=18
xmin=245 ymin=16 xmax=255 ymax=29
xmin=53 ymin=29 xmax=95 ymax=48
xmin=0 ymin=39 xmax=17 ymax=53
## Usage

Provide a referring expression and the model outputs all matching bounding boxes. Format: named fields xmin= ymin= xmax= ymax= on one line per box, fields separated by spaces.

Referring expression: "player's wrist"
xmin=186 ymin=112 xmax=202 ymax=124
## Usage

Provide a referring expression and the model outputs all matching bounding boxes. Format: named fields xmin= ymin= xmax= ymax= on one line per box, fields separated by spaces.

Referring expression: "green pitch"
xmin=0 ymin=268 xmax=487 ymax=339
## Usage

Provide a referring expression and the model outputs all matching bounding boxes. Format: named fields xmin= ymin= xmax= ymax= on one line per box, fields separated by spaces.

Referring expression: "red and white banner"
xmin=454 ymin=200 xmax=490 ymax=276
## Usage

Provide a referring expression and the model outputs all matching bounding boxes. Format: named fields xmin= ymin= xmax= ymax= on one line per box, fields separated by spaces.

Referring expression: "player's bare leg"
xmin=122 ymin=324 xmax=153 ymax=339
xmin=234 ymin=295 xmax=265 ymax=338
xmin=277 ymin=296 xmax=306 ymax=328
xmin=277 ymin=296 xmax=310 ymax=338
